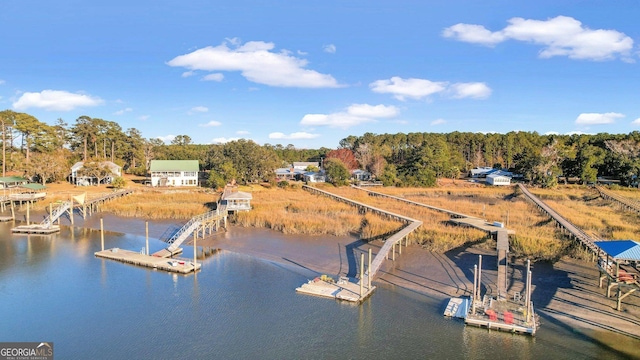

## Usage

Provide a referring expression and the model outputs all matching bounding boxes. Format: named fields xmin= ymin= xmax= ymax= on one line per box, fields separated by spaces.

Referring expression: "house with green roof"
xmin=149 ymin=160 xmax=199 ymax=187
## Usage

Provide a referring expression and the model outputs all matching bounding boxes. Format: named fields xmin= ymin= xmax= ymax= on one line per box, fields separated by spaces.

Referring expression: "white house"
xmin=469 ymin=167 xmax=494 ymax=178
xmin=70 ymin=161 xmax=122 ymax=186
xmin=303 ymin=171 xmax=326 ymax=183
xmin=149 ymin=160 xmax=199 ymax=187
xmin=486 ymin=173 xmax=511 ymax=186
xmin=351 ymin=169 xmax=372 ymax=181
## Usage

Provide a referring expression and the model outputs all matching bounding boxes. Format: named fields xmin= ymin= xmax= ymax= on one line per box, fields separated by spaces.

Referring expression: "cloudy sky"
xmin=1 ymin=0 xmax=638 ymax=148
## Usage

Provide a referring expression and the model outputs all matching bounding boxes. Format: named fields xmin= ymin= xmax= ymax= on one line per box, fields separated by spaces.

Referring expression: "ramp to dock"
xmin=165 ymin=208 xmax=228 ymax=252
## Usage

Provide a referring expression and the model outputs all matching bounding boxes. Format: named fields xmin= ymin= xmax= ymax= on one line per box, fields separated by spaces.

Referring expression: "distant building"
xmin=486 ymin=173 xmax=512 ymax=186
xmin=70 ymin=161 xmax=122 ymax=186
xmin=293 ymin=162 xmax=320 ymax=170
xmin=469 ymin=167 xmax=494 ymax=178
xmin=0 ymin=176 xmax=29 ymax=189
xmin=303 ymin=171 xmax=325 ymax=183
xmin=149 ymin=160 xmax=199 ymax=187
xmin=351 ymin=169 xmax=372 ymax=182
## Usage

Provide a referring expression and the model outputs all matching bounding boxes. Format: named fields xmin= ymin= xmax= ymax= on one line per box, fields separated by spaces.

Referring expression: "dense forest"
xmin=2 ymin=109 xmax=640 ymax=188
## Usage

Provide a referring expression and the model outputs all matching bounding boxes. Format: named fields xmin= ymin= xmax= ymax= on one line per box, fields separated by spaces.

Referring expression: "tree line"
xmin=2 ymin=109 xmax=640 ymax=188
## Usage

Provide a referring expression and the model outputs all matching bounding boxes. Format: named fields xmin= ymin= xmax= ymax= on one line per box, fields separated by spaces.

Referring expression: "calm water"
xmin=0 ymin=222 xmax=628 ymax=359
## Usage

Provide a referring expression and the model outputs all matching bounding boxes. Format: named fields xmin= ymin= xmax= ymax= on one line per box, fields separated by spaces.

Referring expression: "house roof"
xmin=20 ymin=183 xmax=46 ymax=191
xmin=0 ymin=176 xmax=28 ymax=184
xmin=487 ymin=173 xmax=511 ymax=179
xmin=595 ymin=240 xmax=640 ymax=261
xmin=71 ymin=161 xmax=121 ymax=173
xmin=149 ymin=160 xmax=199 ymax=172
xmin=222 ymin=191 xmax=253 ymax=200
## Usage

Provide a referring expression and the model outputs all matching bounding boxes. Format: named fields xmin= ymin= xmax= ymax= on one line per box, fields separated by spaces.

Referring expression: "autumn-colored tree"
xmin=325 ymin=148 xmax=358 ymax=170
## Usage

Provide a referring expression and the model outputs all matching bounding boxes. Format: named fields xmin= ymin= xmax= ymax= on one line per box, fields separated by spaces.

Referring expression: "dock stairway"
xmin=40 ymin=201 xmax=71 ymax=229
xmin=165 ymin=208 xmax=228 ymax=252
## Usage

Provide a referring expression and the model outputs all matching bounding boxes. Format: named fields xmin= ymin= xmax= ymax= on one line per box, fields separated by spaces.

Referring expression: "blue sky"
xmin=1 ymin=0 xmax=638 ymax=148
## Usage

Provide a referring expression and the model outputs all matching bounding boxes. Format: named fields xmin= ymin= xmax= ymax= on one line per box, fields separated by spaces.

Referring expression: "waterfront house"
xmin=303 ymin=171 xmax=325 ymax=183
xmin=149 ymin=160 xmax=199 ymax=187
xmin=70 ymin=161 xmax=122 ymax=186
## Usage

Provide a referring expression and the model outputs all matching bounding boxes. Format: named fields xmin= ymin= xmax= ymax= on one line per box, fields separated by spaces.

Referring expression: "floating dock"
xmin=12 ymin=224 xmax=60 ymax=234
xmin=0 ymin=215 xmax=14 ymax=222
xmin=445 ymin=296 xmax=537 ymax=335
xmin=95 ymin=248 xmax=200 ymax=274
xmin=296 ymin=276 xmax=376 ymax=303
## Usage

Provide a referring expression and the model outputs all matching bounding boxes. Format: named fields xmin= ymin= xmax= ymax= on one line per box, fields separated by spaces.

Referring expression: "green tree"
xmin=324 ymin=158 xmax=350 ymax=186
xmin=111 ymin=176 xmax=126 ymax=189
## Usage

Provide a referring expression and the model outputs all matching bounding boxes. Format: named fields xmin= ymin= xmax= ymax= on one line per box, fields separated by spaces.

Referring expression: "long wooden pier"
xmin=595 ymin=186 xmax=640 ymax=214
xmin=11 ymin=189 xmax=134 ymax=234
xmin=303 ymin=185 xmax=422 ymax=301
xmin=352 ymin=186 xmax=514 ymax=236
xmin=516 ymin=184 xmax=603 ymax=256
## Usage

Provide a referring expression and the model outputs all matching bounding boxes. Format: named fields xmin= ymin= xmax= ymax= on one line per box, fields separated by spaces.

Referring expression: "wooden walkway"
xmin=596 ymin=186 xmax=640 ymax=214
xmin=11 ymin=189 xmax=134 ymax=234
xmin=302 ymin=185 xmax=422 ymax=293
xmin=516 ymin=184 xmax=603 ymax=256
xmin=352 ymin=186 xmax=514 ymax=235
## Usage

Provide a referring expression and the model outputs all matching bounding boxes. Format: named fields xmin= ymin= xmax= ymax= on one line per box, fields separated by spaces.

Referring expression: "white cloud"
xmin=139 ymin=115 xmax=150 ymax=121
xmin=199 ymin=120 xmax=222 ymax=127
xmin=157 ymin=135 xmax=175 ymax=143
xmin=236 ymin=130 xmax=250 ymax=135
xmin=167 ymin=39 xmax=341 ymax=88
xmin=182 ymin=71 xmax=196 ymax=78
xmin=566 ymin=131 xmax=592 ymax=136
xmin=0 ymin=79 xmax=5 ymax=85
xmin=370 ymin=77 xmax=447 ymax=101
xmin=323 ymin=44 xmax=336 ymax=54
xmin=370 ymin=76 xmax=492 ymax=101
xmin=12 ymin=90 xmax=103 ymax=111
xmin=443 ymin=16 xmax=634 ymax=61
xmin=269 ymin=132 xmax=320 ymax=140
xmin=631 ymin=118 xmax=640 ymax=125
xmin=212 ymin=137 xmax=241 ymax=144
xmin=190 ymin=106 xmax=208 ymax=113
xmin=301 ymin=103 xmax=399 ymax=129
xmin=430 ymin=119 xmax=446 ymax=126
xmin=544 ymin=131 xmax=560 ymax=135
xmin=114 ymin=107 xmax=133 ymax=115
xmin=202 ymin=73 xmax=224 ymax=82
xmin=449 ymin=82 xmax=492 ymax=99
xmin=575 ymin=112 xmax=624 ymax=125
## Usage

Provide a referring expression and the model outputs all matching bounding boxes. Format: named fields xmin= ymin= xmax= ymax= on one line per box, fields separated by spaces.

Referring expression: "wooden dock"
xmin=0 ymin=215 xmax=14 ymax=222
xmin=95 ymin=248 xmax=201 ymax=274
xmin=12 ymin=224 xmax=60 ymax=234
xmin=296 ymin=276 xmax=376 ymax=303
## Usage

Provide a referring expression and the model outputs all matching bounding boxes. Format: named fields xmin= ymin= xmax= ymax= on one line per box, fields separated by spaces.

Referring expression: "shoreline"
xmin=8 ymin=212 xmax=640 ymax=356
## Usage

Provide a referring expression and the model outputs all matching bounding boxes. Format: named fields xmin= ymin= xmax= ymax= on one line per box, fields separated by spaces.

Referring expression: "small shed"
xmin=220 ymin=186 xmax=252 ymax=213
xmin=486 ymin=173 xmax=511 ymax=186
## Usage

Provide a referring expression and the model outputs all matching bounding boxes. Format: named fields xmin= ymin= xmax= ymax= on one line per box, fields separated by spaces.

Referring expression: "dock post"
xmin=368 ymin=248 xmax=372 ymax=289
xmin=100 ymin=218 xmax=104 ymax=251
xmin=69 ymin=195 xmax=74 ymax=225
xmin=26 ymin=201 xmax=30 ymax=225
xmin=10 ymin=200 xmax=14 ymax=220
xmin=472 ymin=264 xmax=477 ymax=313
xmin=193 ymin=231 xmax=198 ymax=270
xmin=360 ymin=253 xmax=364 ymax=298
xmin=477 ymin=255 xmax=482 ymax=299
xmin=399 ymin=239 xmax=402 ymax=255
xmin=145 ymin=221 xmax=149 ymax=256
xmin=392 ymin=243 xmax=395 ymax=261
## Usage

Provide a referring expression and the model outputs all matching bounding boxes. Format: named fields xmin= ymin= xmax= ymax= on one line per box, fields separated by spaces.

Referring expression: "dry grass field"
xmin=29 ymin=176 xmax=640 ymax=262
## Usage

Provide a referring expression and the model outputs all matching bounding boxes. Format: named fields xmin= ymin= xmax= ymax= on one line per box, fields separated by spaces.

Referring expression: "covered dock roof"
xmin=595 ymin=240 xmax=640 ymax=262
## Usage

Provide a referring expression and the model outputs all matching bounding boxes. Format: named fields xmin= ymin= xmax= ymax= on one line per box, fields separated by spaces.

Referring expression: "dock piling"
xmin=100 ymin=218 xmax=104 ymax=251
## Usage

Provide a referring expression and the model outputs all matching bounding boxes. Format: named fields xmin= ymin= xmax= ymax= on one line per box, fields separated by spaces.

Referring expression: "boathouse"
xmin=220 ymin=185 xmax=252 ymax=213
xmin=0 ymin=176 xmax=29 ymax=188
xmin=149 ymin=160 xmax=199 ymax=187
xmin=595 ymin=240 xmax=640 ymax=311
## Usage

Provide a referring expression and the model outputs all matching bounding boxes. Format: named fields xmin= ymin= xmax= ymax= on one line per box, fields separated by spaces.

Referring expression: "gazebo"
xmin=595 ymin=240 xmax=640 ymax=310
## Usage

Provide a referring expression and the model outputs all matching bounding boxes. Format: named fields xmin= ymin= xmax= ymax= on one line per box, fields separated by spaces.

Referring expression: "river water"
xmin=0 ymin=222 xmax=629 ymax=359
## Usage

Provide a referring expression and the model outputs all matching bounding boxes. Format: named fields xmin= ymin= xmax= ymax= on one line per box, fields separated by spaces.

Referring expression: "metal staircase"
xmin=40 ymin=201 xmax=71 ymax=228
